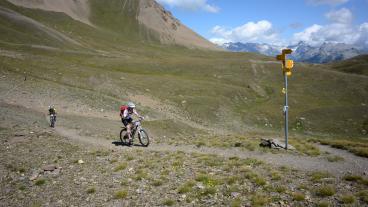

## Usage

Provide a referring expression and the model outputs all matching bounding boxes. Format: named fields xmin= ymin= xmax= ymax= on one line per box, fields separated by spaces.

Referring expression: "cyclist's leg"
xmin=127 ymin=123 xmax=132 ymax=140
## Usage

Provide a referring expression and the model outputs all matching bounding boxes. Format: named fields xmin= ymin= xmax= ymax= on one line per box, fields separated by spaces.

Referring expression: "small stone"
xmin=231 ymin=192 xmax=240 ymax=197
xmin=29 ymin=172 xmax=39 ymax=181
xmin=42 ymin=164 xmax=57 ymax=171
xmin=29 ymin=131 xmax=34 ymax=134
xmin=78 ymin=160 xmax=84 ymax=164
xmin=361 ymin=129 xmax=367 ymax=135
xmin=197 ymin=183 xmax=204 ymax=189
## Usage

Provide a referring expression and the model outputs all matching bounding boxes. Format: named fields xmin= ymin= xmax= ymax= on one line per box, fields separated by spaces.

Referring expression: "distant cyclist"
xmin=48 ymin=105 xmax=57 ymax=127
xmin=120 ymin=102 xmax=143 ymax=144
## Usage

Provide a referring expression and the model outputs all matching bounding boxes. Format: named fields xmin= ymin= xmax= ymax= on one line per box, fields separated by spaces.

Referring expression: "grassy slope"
xmin=0 ymin=0 xmax=367 ymax=138
xmin=328 ymin=55 xmax=368 ymax=76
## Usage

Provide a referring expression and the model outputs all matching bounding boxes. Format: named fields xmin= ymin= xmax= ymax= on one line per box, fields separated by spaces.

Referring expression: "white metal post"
xmin=284 ymin=72 xmax=288 ymax=150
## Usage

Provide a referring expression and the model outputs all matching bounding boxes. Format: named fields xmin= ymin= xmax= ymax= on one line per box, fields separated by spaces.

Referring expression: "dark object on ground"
xmin=259 ymin=139 xmax=286 ymax=149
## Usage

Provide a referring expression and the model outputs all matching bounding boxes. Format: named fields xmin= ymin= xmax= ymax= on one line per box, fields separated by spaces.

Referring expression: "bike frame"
xmin=128 ymin=120 xmax=142 ymax=139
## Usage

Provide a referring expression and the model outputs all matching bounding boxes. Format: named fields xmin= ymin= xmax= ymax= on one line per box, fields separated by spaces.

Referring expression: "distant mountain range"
xmin=222 ymin=41 xmax=368 ymax=63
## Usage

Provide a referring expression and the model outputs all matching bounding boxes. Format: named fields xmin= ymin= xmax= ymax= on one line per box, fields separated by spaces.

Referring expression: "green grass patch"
xmin=357 ymin=190 xmax=368 ymax=204
xmin=230 ymin=198 xmax=242 ymax=207
xmin=114 ymin=190 xmax=128 ymax=199
xmin=273 ymin=185 xmax=287 ymax=193
xmin=162 ymin=199 xmax=175 ymax=206
xmin=87 ymin=187 xmax=96 ymax=194
xmin=315 ymin=185 xmax=336 ymax=197
xmin=343 ymin=174 xmax=363 ymax=182
xmin=251 ymin=193 xmax=269 ymax=206
xmin=340 ymin=194 xmax=356 ymax=204
xmin=316 ymin=200 xmax=330 ymax=207
xmin=254 ymin=177 xmax=267 ymax=186
xmin=317 ymin=139 xmax=368 ymax=158
xmin=195 ymin=174 xmax=221 ymax=187
xmin=151 ymin=179 xmax=163 ymax=187
xmin=270 ymin=171 xmax=281 ymax=181
xmin=198 ymin=187 xmax=217 ymax=197
xmin=178 ymin=180 xmax=195 ymax=194
xmin=292 ymin=192 xmax=305 ymax=201
xmin=310 ymin=171 xmax=332 ymax=182
xmin=35 ymin=179 xmax=46 ymax=186
xmin=114 ymin=163 xmax=127 ymax=172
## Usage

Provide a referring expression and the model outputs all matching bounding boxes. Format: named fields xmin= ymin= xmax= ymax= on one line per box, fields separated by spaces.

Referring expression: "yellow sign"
xmin=285 ymin=60 xmax=294 ymax=69
xmin=286 ymin=71 xmax=292 ymax=76
xmin=276 ymin=54 xmax=284 ymax=61
xmin=282 ymin=49 xmax=293 ymax=54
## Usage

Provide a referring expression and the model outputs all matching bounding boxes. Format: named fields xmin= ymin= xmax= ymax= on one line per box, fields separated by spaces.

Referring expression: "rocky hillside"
xmin=4 ymin=0 xmax=219 ymax=50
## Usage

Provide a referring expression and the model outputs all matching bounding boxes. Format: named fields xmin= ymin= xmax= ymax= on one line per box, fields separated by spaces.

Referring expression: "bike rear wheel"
xmin=50 ymin=116 xmax=55 ymax=128
xmin=120 ymin=128 xmax=130 ymax=145
xmin=138 ymin=129 xmax=149 ymax=147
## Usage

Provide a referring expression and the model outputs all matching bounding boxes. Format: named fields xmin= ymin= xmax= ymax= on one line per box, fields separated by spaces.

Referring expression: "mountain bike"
xmin=50 ymin=114 xmax=56 ymax=128
xmin=120 ymin=118 xmax=149 ymax=147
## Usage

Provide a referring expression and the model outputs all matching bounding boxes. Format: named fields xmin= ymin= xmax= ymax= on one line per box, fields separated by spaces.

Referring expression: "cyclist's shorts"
xmin=122 ymin=117 xmax=133 ymax=126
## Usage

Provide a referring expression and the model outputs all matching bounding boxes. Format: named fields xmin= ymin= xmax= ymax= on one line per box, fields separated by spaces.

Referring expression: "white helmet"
xmin=127 ymin=102 xmax=136 ymax=108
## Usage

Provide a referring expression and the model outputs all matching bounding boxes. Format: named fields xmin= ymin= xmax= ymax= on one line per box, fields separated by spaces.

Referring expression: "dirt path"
xmin=54 ymin=125 xmax=368 ymax=177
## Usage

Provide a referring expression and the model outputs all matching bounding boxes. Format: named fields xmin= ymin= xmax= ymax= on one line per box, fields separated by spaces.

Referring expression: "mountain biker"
xmin=48 ymin=105 xmax=57 ymax=127
xmin=120 ymin=102 xmax=143 ymax=144
xmin=48 ymin=105 xmax=56 ymax=117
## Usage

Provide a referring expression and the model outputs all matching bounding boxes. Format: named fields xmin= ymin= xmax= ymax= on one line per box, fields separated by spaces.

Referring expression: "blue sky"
xmin=157 ymin=0 xmax=368 ymax=46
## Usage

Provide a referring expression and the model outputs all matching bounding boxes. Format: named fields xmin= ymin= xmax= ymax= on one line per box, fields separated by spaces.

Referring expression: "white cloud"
xmin=292 ymin=23 xmax=368 ymax=47
xmin=209 ymin=38 xmax=228 ymax=45
xmin=325 ymin=8 xmax=352 ymax=24
xmin=291 ymin=8 xmax=368 ymax=47
xmin=210 ymin=20 xmax=280 ymax=45
xmin=306 ymin=0 xmax=349 ymax=6
xmin=156 ymin=0 xmax=220 ymax=13
xmin=292 ymin=24 xmax=323 ymax=46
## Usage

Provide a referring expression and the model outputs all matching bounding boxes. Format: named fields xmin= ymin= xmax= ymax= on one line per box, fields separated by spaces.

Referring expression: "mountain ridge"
xmin=221 ymin=41 xmax=367 ymax=64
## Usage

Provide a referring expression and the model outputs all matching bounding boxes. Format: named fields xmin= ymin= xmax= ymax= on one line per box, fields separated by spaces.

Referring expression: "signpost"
xmin=276 ymin=49 xmax=294 ymax=150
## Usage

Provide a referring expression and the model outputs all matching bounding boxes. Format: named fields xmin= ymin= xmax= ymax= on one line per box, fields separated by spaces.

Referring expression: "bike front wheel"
xmin=138 ymin=129 xmax=150 ymax=147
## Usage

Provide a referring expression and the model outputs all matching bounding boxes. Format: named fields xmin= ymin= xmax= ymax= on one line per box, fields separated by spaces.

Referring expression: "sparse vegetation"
xmin=326 ymin=155 xmax=344 ymax=162
xmin=343 ymin=174 xmax=362 ymax=182
xmin=316 ymin=185 xmax=336 ymax=197
xmin=230 ymin=198 xmax=242 ymax=207
xmin=340 ymin=194 xmax=356 ymax=204
xmin=310 ymin=171 xmax=332 ymax=182
xmin=151 ymin=179 xmax=163 ymax=187
xmin=162 ymin=199 xmax=175 ymax=206
xmin=273 ymin=185 xmax=287 ymax=193
xmin=114 ymin=190 xmax=128 ymax=199
xmin=178 ymin=180 xmax=195 ymax=194
xmin=35 ymin=179 xmax=46 ymax=186
xmin=292 ymin=192 xmax=305 ymax=201
xmin=86 ymin=187 xmax=96 ymax=194
xmin=316 ymin=200 xmax=330 ymax=207
xmin=251 ymin=193 xmax=269 ymax=206
xmin=113 ymin=163 xmax=127 ymax=172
